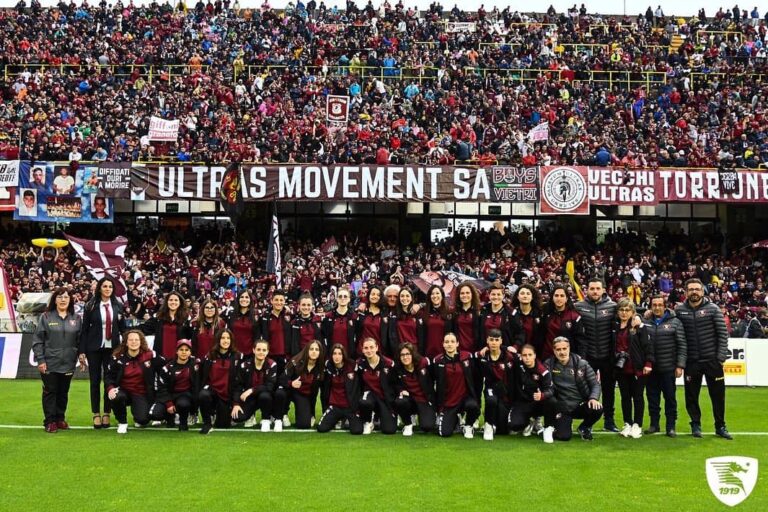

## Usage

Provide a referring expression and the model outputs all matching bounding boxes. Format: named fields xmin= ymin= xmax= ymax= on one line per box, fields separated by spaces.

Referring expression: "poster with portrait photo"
xmin=13 ymin=161 xmax=114 ymax=223
xmin=16 ymin=188 xmax=38 ymax=217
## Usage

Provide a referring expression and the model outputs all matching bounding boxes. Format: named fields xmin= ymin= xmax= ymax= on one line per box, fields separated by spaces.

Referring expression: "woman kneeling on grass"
xmin=393 ymin=342 xmax=436 ymax=436
xmin=151 ymin=339 xmax=200 ymax=431
xmin=106 ymin=330 xmax=160 ymax=434
xmin=232 ymin=338 xmax=287 ymax=432
xmin=33 ymin=287 xmax=82 ymax=433
xmin=317 ymin=343 xmax=363 ymax=434
xmin=285 ymin=339 xmax=325 ymax=429
xmin=434 ymin=332 xmax=479 ymax=439
xmin=357 ymin=337 xmax=398 ymax=435
xmin=198 ymin=329 xmax=242 ymax=435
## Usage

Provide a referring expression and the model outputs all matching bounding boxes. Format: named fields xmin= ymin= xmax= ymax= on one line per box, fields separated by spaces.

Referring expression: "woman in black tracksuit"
xmin=141 ymin=291 xmax=193 ymax=361
xmin=317 ymin=343 xmax=363 ymax=434
xmin=508 ymin=344 xmax=555 ymax=434
xmin=421 ymin=285 xmax=453 ymax=359
xmin=285 ymin=339 xmax=325 ymax=429
xmin=357 ymin=336 xmax=398 ymax=435
xmin=151 ymin=338 xmax=200 ymax=431
xmin=433 ymin=332 xmax=479 ymax=438
xmin=106 ymin=329 xmax=161 ymax=434
xmin=79 ymin=276 xmax=124 ymax=429
xmin=475 ymin=328 xmax=515 ymax=440
xmin=393 ymin=342 xmax=436 ymax=435
xmin=233 ymin=338 xmax=287 ymax=432
xmin=198 ymin=328 xmax=242 ymax=434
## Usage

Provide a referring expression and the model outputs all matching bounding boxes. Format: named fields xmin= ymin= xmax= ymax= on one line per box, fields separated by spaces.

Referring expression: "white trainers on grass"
xmin=117 ymin=423 xmax=128 ymax=434
xmin=483 ymin=423 xmax=494 ymax=441
xmin=402 ymin=424 xmax=414 ymax=437
xmin=543 ymin=426 xmax=554 ymax=444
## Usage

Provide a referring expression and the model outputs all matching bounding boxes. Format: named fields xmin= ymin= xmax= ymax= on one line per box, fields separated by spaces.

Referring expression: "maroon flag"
xmin=64 ymin=234 xmax=129 ymax=303
xmin=751 ymin=240 xmax=768 ymax=249
xmin=320 ymin=236 xmax=339 ymax=254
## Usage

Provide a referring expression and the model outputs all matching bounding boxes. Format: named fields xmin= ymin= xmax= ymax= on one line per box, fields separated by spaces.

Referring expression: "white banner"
xmin=148 ymin=116 xmax=180 ymax=141
xmin=528 ymin=122 xmax=549 ymax=142
xmin=0 ymin=160 xmax=19 ymax=187
xmin=0 ymin=333 xmax=22 ymax=379
xmin=446 ymin=22 xmax=477 ymax=33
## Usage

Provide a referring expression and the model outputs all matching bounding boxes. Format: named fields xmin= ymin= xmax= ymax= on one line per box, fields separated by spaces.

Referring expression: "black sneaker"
xmin=691 ymin=422 xmax=703 ymax=438
xmin=715 ymin=427 xmax=733 ymax=440
xmin=199 ymin=424 xmax=213 ymax=435
xmin=666 ymin=429 xmax=677 ymax=438
xmin=578 ymin=426 xmax=593 ymax=441
xmin=603 ymin=421 xmax=619 ymax=433
xmin=645 ymin=425 xmax=660 ymax=434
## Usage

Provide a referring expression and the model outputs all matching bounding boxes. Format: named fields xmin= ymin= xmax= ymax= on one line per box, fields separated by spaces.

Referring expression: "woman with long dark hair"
xmin=356 ymin=285 xmax=388 ymax=355
xmin=434 ymin=332 xmax=479 ymax=438
xmin=192 ymin=298 xmax=225 ymax=358
xmin=106 ymin=329 xmax=161 ymax=434
xmin=198 ymin=328 xmax=242 ymax=434
xmin=79 ymin=276 xmax=124 ymax=429
xmin=511 ymin=284 xmax=544 ymax=349
xmin=393 ymin=342 xmax=436 ymax=436
xmin=541 ymin=284 xmax=582 ymax=361
xmin=453 ymin=282 xmax=482 ymax=353
xmin=228 ymin=290 xmax=259 ymax=355
xmin=388 ymin=287 xmax=424 ymax=357
xmin=292 ymin=293 xmax=323 ymax=355
xmin=317 ymin=343 xmax=362 ymax=434
xmin=33 ymin=287 xmax=82 ymax=432
xmin=422 ymin=285 xmax=453 ymax=359
xmin=141 ymin=291 xmax=192 ymax=361
xmin=285 ymin=339 xmax=325 ymax=429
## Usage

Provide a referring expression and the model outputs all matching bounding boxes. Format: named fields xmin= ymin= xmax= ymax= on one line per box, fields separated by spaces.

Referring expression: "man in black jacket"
xmin=644 ymin=295 xmax=687 ymax=437
xmin=675 ymin=279 xmax=732 ymax=439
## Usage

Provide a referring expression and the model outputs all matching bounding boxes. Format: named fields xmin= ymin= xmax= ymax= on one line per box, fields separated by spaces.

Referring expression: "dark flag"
xmin=266 ymin=211 xmax=282 ymax=288
xmin=64 ymin=234 xmax=129 ymax=303
xmin=718 ymin=163 xmax=740 ymax=195
xmin=219 ymin=162 xmax=244 ymax=223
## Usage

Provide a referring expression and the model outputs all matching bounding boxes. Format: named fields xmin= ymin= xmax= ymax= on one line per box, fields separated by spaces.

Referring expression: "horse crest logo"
xmin=706 ymin=457 xmax=758 ymax=506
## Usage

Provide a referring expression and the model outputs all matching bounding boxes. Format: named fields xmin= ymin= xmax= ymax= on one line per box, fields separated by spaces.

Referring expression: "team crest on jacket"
xmin=144 ymin=361 xmax=151 ymax=368
xmin=699 ymin=310 xmax=708 ymax=316
xmin=576 ymin=369 xmax=584 ymax=377
xmin=463 ymin=361 xmax=470 ymax=367
xmin=421 ymin=368 xmax=427 ymax=375
xmin=663 ymin=324 xmax=671 ymax=329
xmin=69 ymin=319 xmax=77 ymax=327
xmin=565 ymin=321 xmax=572 ymax=328
xmin=532 ymin=374 xmax=540 ymax=381
xmin=347 ymin=373 xmax=354 ymax=380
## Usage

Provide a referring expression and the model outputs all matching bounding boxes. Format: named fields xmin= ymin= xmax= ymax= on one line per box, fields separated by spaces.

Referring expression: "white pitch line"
xmin=1 ymin=424 xmax=767 ymax=435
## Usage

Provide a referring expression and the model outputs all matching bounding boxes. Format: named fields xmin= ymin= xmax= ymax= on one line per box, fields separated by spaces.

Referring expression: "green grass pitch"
xmin=1 ymin=381 xmax=766 ymax=511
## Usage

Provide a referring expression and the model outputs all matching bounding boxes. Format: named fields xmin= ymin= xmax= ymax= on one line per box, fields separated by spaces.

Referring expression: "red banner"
xmin=539 ymin=166 xmax=590 ymax=215
xmin=656 ymin=169 xmax=768 ymax=202
xmin=588 ymin=168 xmax=658 ymax=205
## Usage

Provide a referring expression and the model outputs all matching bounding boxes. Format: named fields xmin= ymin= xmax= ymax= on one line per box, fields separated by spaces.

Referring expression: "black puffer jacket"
xmin=611 ymin=321 xmax=655 ymax=371
xmin=575 ymin=296 xmax=616 ymax=361
xmin=643 ymin=311 xmax=687 ymax=373
xmin=675 ymin=298 xmax=729 ymax=364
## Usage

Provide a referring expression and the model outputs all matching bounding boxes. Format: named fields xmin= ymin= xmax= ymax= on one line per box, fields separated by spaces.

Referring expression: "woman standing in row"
xmin=453 ymin=282 xmax=482 ymax=353
xmin=141 ymin=291 xmax=192 ymax=361
xmin=541 ymin=285 xmax=582 ymax=361
xmin=193 ymin=299 xmax=226 ymax=359
xmin=356 ymin=286 xmax=388 ymax=355
xmin=33 ymin=288 xmax=82 ymax=433
xmin=79 ymin=277 xmax=123 ymax=429
xmin=422 ymin=285 xmax=453 ymax=359
xmin=228 ymin=290 xmax=259 ymax=355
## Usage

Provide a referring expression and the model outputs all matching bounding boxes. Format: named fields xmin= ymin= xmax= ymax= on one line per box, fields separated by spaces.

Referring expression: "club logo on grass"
xmin=706 ymin=457 xmax=758 ymax=507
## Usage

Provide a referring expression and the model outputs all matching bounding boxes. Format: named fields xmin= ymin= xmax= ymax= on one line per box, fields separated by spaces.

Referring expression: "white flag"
xmin=527 ymin=122 xmax=549 ymax=142
xmin=148 ymin=116 xmax=180 ymax=141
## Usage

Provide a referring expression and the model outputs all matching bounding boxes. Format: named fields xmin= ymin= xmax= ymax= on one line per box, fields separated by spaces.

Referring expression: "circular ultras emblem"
xmin=541 ymin=167 xmax=587 ymax=212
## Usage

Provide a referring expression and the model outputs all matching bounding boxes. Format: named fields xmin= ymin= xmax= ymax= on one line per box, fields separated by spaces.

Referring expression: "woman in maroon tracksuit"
xmin=357 ymin=337 xmax=397 ymax=435
xmin=198 ymin=328 xmax=242 ymax=434
xmin=393 ymin=342 xmax=436 ymax=435
xmin=508 ymin=344 xmax=555 ymax=434
xmin=232 ymin=338 xmax=286 ymax=432
xmin=511 ymin=284 xmax=544 ymax=349
xmin=192 ymin=299 xmax=226 ymax=359
xmin=454 ymin=283 xmax=482 ymax=353
xmin=228 ymin=290 xmax=259 ymax=355
xmin=480 ymin=283 xmax=523 ymax=349
xmin=106 ymin=329 xmax=161 ymax=434
xmin=475 ymin=329 xmax=515 ymax=440
xmin=285 ymin=339 xmax=325 ymax=429
xmin=434 ymin=332 xmax=479 ymax=438
xmin=389 ymin=287 xmax=424 ymax=357
xmin=322 ymin=288 xmax=357 ymax=357
xmin=422 ymin=285 xmax=453 ymax=359
xmin=541 ymin=285 xmax=583 ymax=361
xmin=140 ymin=291 xmax=193 ymax=361
xmin=317 ymin=343 xmax=363 ymax=434
xmin=356 ymin=285 xmax=388 ymax=356
xmin=292 ymin=293 xmax=323 ymax=354
xmin=151 ymin=338 xmax=200 ymax=431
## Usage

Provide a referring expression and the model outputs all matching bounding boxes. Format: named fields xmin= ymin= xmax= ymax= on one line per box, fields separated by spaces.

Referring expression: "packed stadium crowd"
xmin=3 ymin=1 xmax=768 ymax=167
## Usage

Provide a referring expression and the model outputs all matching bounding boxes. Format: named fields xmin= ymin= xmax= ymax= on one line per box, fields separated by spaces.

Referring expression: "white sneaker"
xmin=522 ymin=417 xmax=535 ymax=437
xmin=173 ymin=414 xmax=180 ymax=425
xmin=151 ymin=420 xmax=162 ymax=427
xmin=244 ymin=416 xmax=256 ymax=428
xmin=260 ymin=420 xmax=271 ymax=432
xmin=117 ymin=423 xmax=128 ymax=434
xmin=189 ymin=414 xmax=198 ymax=426
xmin=532 ymin=417 xmax=544 ymax=435
xmin=463 ymin=425 xmax=474 ymax=439
xmin=472 ymin=419 xmax=480 ymax=429
xmin=402 ymin=424 xmax=414 ymax=437
xmin=310 ymin=416 xmax=316 ymax=428
xmin=620 ymin=423 xmax=632 ymax=438
xmin=483 ymin=423 xmax=494 ymax=441
xmin=282 ymin=414 xmax=291 ymax=428
xmin=630 ymin=423 xmax=643 ymax=439
xmin=363 ymin=422 xmax=374 ymax=435
xmin=273 ymin=419 xmax=283 ymax=432
xmin=543 ymin=426 xmax=554 ymax=444
xmin=335 ymin=421 xmax=343 ymax=430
